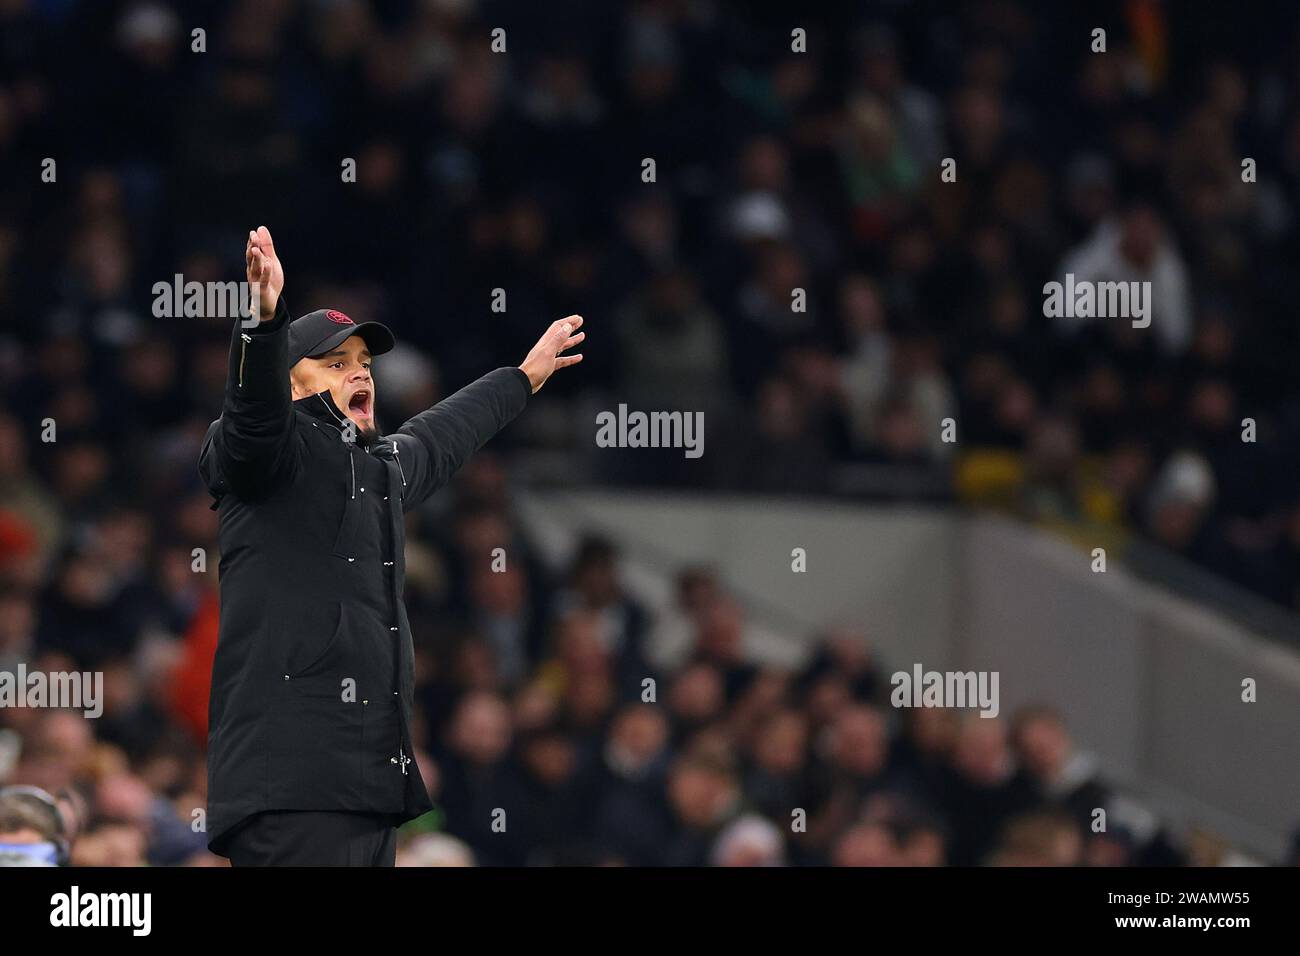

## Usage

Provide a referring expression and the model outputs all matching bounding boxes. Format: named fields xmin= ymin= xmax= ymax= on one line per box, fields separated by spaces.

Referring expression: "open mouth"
xmin=347 ymin=389 xmax=372 ymax=420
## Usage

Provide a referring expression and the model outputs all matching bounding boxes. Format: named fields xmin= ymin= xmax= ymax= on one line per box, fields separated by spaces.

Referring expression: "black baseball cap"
xmin=288 ymin=309 xmax=396 ymax=367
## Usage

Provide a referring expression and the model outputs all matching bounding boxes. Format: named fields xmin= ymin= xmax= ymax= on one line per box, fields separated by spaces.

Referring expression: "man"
xmin=198 ymin=226 xmax=584 ymax=865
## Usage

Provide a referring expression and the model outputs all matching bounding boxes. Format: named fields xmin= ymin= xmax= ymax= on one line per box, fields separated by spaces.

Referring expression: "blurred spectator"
xmin=0 ymin=785 xmax=68 ymax=866
xmin=1057 ymin=204 xmax=1193 ymax=354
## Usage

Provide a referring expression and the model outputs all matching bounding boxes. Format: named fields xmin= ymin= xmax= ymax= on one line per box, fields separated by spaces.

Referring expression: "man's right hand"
xmin=245 ymin=226 xmax=284 ymax=322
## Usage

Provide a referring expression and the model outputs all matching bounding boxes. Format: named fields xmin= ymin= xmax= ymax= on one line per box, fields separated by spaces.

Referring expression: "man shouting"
xmin=198 ymin=226 xmax=584 ymax=865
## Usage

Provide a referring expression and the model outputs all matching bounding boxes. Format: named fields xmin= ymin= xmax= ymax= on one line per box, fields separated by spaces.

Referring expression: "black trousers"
xmin=225 ymin=810 xmax=397 ymax=867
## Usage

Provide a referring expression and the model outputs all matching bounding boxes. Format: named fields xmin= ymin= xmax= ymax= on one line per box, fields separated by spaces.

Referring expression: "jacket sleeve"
xmin=211 ymin=297 xmax=300 ymax=498
xmin=393 ymin=366 xmax=531 ymax=510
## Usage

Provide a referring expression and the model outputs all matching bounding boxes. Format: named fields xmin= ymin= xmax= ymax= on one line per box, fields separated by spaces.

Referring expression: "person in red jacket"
xmin=169 ymin=589 xmax=220 ymax=745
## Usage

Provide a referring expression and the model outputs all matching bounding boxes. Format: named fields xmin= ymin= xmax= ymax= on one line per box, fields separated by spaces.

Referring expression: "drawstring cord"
xmin=392 ymin=437 xmax=407 ymax=492
xmin=316 ymin=394 xmax=356 ymax=498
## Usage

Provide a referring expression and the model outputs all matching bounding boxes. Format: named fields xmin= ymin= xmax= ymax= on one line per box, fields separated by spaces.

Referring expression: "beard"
xmin=339 ymin=407 xmax=380 ymax=447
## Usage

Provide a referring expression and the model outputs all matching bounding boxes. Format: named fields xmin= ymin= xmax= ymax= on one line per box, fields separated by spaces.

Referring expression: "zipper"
xmin=238 ymin=333 xmax=251 ymax=387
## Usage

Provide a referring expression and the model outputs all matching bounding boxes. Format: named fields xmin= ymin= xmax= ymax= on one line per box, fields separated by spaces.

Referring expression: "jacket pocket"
xmin=267 ymin=679 xmax=365 ymax=805
xmin=285 ymin=601 xmax=349 ymax=679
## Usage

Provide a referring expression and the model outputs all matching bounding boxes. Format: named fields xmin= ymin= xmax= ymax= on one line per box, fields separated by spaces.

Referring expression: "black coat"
xmin=198 ymin=300 xmax=531 ymax=855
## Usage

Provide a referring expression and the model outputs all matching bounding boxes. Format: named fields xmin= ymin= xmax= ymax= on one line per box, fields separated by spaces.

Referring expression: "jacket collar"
xmin=295 ymin=390 xmax=392 ymax=456
xmin=295 ymin=390 xmax=354 ymax=431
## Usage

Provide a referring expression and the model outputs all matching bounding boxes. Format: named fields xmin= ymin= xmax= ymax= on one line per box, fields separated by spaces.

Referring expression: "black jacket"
xmin=198 ymin=299 xmax=531 ymax=855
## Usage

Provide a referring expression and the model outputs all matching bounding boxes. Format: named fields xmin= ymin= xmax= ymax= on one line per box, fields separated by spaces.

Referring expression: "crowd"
xmin=0 ymin=500 xmax=1252 ymax=866
xmin=1 ymin=0 xmax=1299 ymax=864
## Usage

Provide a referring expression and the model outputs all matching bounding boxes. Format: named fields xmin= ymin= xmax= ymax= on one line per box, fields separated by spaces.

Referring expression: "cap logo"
xmin=326 ymin=310 xmax=354 ymax=325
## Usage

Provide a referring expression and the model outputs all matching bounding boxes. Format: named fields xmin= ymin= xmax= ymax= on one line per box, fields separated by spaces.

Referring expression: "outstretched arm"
xmin=393 ymin=315 xmax=585 ymax=509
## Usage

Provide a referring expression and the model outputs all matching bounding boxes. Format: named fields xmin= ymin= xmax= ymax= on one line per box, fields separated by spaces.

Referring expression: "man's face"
xmin=290 ymin=335 xmax=377 ymax=437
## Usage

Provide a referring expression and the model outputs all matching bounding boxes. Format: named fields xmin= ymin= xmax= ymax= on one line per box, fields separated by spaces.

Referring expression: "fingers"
xmin=519 ymin=315 xmax=586 ymax=389
xmin=557 ymin=330 xmax=585 ymax=353
xmin=551 ymin=315 xmax=583 ymax=356
xmin=247 ymin=227 xmax=275 ymax=267
xmin=553 ymin=314 xmax=583 ymax=337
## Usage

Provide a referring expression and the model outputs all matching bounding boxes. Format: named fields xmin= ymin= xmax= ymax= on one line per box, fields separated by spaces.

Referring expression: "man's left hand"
xmin=519 ymin=315 xmax=585 ymax=394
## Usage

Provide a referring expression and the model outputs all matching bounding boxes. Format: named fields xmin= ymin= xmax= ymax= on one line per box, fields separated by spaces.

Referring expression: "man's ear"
xmin=289 ymin=361 xmax=310 ymax=400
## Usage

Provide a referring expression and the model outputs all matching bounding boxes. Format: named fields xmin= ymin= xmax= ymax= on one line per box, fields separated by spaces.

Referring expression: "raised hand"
xmin=519 ymin=315 xmax=585 ymax=393
xmin=245 ymin=225 xmax=284 ymax=322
